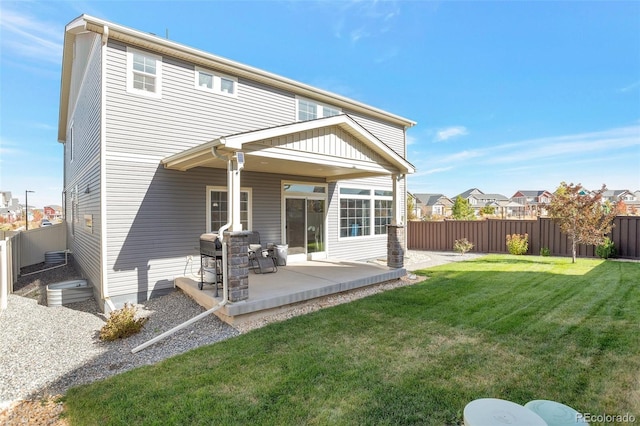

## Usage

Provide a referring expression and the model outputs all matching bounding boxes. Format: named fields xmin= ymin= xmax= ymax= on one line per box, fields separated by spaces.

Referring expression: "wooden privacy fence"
xmin=407 ymin=216 xmax=640 ymax=260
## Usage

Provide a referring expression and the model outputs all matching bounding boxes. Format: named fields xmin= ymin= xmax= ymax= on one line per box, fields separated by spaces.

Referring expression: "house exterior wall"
xmin=63 ymin=33 xmax=103 ymax=301
xmin=98 ymin=38 xmax=409 ymax=306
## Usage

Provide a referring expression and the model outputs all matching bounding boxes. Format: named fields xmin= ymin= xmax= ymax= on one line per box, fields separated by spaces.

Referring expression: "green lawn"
xmin=63 ymin=255 xmax=640 ymax=425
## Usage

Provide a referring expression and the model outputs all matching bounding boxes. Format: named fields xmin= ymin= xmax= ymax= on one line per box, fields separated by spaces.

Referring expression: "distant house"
xmin=601 ymin=190 xmax=639 ymax=215
xmin=510 ymin=190 xmax=553 ymax=217
xmin=454 ymin=188 xmax=515 ymax=218
xmin=413 ymin=193 xmax=453 ymax=219
xmin=0 ymin=191 xmax=20 ymax=222
xmin=58 ymin=15 xmax=416 ymax=313
xmin=44 ymin=205 xmax=63 ymax=221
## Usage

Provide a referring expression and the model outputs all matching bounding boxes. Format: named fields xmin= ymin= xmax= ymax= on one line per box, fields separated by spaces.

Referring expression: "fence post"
xmin=1 ymin=240 xmax=7 ymax=311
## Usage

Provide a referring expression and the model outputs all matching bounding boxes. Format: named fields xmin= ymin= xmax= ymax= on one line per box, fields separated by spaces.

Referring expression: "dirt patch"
xmin=0 ymin=396 xmax=68 ymax=426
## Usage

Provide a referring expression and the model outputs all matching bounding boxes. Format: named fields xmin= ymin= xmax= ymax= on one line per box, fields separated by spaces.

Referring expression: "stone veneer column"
xmin=387 ymin=225 xmax=405 ymax=268
xmin=224 ymin=231 xmax=249 ymax=302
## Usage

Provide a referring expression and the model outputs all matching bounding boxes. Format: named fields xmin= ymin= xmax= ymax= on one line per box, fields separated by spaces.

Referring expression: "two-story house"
xmin=510 ymin=190 xmax=553 ymax=217
xmin=58 ymin=15 xmax=416 ymax=314
xmin=413 ymin=193 xmax=453 ymax=219
xmin=44 ymin=205 xmax=63 ymax=221
xmin=454 ymin=188 xmax=514 ymax=217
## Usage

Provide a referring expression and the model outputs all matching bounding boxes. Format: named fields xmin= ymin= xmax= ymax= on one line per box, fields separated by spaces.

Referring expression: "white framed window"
xmin=206 ymin=186 xmax=251 ymax=232
xmin=339 ymin=187 xmax=393 ymax=238
xmin=296 ymin=97 xmax=341 ymax=121
xmin=195 ymin=67 xmax=238 ymax=97
xmin=127 ymin=47 xmax=162 ymax=98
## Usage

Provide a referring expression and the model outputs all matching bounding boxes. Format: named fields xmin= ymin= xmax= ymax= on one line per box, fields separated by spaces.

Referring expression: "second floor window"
xmin=297 ymin=98 xmax=341 ymax=122
xmin=127 ymin=48 xmax=162 ymax=98
xmin=196 ymin=68 xmax=238 ymax=97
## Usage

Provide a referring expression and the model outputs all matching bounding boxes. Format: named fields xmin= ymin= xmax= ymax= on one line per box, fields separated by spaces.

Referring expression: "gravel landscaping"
xmin=0 ymin=250 xmax=480 ymax=423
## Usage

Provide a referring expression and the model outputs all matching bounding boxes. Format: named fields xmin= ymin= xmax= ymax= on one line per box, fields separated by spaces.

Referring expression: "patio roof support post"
xmin=388 ymin=173 xmax=405 ymax=268
xmin=391 ymin=174 xmax=403 ymax=226
xmin=230 ymin=153 xmax=244 ymax=232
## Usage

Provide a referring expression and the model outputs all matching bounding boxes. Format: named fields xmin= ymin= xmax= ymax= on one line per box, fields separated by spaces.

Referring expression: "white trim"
xmin=337 ymin=183 xmax=394 ymax=240
xmin=195 ymin=66 xmax=238 ymax=97
xmin=205 ymin=186 xmax=252 ymax=233
xmin=100 ymin=33 xmax=110 ymax=306
xmin=210 ymin=115 xmax=414 ymax=174
xmin=281 ymin=180 xmax=328 ymax=261
xmin=126 ymin=47 xmax=162 ymax=99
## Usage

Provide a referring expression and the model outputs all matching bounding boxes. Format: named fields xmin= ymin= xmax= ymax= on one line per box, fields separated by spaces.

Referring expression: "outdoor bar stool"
xmin=524 ymin=400 xmax=589 ymax=426
xmin=464 ymin=398 xmax=547 ymax=426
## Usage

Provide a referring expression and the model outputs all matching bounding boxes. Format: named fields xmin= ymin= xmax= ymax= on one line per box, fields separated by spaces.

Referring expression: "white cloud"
xmin=435 ymin=126 xmax=469 ymax=142
xmin=618 ymin=80 xmax=640 ymax=93
xmin=331 ymin=0 xmax=401 ymax=43
xmin=485 ymin=125 xmax=640 ymax=165
xmin=0 ymin=8 xmax=63 ymax=65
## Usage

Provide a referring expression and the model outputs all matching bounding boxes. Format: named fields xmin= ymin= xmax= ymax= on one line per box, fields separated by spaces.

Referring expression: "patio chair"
xmin=247 ymin=231 xmax=277 ymax=274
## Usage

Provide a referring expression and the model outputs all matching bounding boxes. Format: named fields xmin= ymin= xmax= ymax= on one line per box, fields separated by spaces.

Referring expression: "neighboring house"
xmin=601 ymin=189 xmax=638 ymax=215
xmin=0 ymin=191 xmax=20 ymax=222
xmin=453 ymin=188 xmax=514 ymax=217
xmin=413 ymin=193 xmax=453 ymax=219
xmin=510 ymin=190 xmax=553 ymax=217
xmin=44 ymin=205 xmax=64 ymax=221
xmin=58 ymin=15 xmax=416 ymax=313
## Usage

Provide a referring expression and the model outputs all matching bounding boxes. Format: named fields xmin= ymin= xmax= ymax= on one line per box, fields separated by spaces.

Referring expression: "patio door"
xmin=284 ymin=187 xmax=326 ymax=262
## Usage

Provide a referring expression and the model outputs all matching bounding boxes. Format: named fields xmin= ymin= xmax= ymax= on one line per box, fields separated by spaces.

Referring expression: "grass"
xmin=63 ymin=255 xmax=640 ymax=425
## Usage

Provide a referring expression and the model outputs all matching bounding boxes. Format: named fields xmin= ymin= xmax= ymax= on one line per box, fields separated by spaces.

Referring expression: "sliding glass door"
xmin=283 ymin=182 xmax=327 ymax=261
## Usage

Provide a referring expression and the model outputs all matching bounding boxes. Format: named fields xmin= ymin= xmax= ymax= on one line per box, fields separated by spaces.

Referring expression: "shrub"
xmin=506 ymin=233 xmax=529 ymax=255
xmin=453 ymin=238 xmax=474 ymax=255
xmin=596 ymin=237 xmax=616 ymax=259
xmin=99 ymin=303 xmax=148 ymax=341
xmin=540 ymin=247 xmax=551 ymax=257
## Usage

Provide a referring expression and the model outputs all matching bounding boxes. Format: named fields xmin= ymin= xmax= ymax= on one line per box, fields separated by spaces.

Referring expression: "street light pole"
xmin=25 ymin=190 xmax=35 ymax=230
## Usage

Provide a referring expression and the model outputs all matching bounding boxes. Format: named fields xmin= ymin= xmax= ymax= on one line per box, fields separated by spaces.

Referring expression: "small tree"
xmin=407 ymin=194 xmax=418 ymax=221
xmin=547 ymin=182 xmax=617 ymax=263
xmin=480 ymin=206 xmax=496 ymax=217
xmin=452 ymin=196 xmax=475 ymax=220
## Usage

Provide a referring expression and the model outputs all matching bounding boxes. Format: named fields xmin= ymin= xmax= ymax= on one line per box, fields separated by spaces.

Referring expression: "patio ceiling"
xmin=161 ymin=115 xmax=415 ymax=181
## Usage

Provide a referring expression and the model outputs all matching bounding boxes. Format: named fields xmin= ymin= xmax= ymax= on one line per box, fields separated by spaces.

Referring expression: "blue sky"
xmin=1 ymin=0 xmax=639 ymax=208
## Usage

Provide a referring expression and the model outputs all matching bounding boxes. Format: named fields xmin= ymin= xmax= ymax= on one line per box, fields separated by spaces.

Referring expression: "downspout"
xmin=131 ymin=241 xmax=229 ymax=353
xmin=99 ymin=25 xmax=116 ymax=312
xmin=132 ymin=147 xmax=241 ymax=353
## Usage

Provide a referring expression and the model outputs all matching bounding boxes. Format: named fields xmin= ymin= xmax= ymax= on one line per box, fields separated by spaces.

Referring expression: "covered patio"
xmin=161 ymin=114 xmax=413 ymax=316
xmin=175 ymin=259 xmax=406 ymax=324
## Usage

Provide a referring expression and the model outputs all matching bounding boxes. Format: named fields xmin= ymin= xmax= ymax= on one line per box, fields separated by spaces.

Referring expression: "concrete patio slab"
xmin=175 ymin=259 xmax=406 ymax=324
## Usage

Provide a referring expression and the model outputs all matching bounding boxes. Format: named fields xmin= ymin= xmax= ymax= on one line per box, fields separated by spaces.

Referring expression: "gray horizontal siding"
xmin=101 ymin=39 xmax=410 ymax=302
xmin=66 ymin=34 xmax=103 ymax=293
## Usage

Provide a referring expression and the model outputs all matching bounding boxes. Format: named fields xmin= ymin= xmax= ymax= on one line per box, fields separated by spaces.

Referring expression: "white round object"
xmin=524 ymin=400 xmax=588 ymax=425
xmin=464 ymin=398 xmax=547 ymax=426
